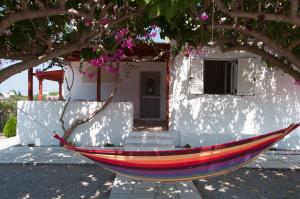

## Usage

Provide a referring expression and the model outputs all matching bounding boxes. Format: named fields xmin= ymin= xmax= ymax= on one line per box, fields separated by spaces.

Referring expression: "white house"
xmin=2 ymin=91 xmax=16 ymax=99
xmin=17 ymin=43 xmax=300 ymax=150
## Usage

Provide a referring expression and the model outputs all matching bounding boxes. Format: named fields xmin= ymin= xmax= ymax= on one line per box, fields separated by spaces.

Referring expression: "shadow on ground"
xmin=0 ymin=165 xmax=115 ymax=199
xmin=194 ymin=168 xmax=300 ymax=199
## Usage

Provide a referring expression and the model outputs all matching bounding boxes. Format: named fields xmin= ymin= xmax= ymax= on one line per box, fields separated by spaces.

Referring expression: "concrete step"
xmin=129 ymin=131 xmax=171 ymax=138
xmin=125 ymin=137 xmax=173 ymax=145
xmin=123 ymin=145 xmax=175 ymax=151
xmin=124 ymin=131 xmax=175 ymax=151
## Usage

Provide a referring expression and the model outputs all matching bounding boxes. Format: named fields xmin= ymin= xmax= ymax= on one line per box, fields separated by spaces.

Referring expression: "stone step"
xmin=127 ymin=135 xmax=172 ymax=140
xmin=129 ymin=131 xmax=171 ymax=139
xmin=125 ymin=138 xmax=173 ymax=145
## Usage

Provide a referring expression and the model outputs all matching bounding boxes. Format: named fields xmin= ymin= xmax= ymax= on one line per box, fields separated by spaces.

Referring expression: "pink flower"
xmin=294 ymin=80 xmax=300 ymax=86
xmin=151 ymin=24 xmax=158 ymax=29
xmin=100 ymin=17 xmax=110 ymax=25
xmin=115 ymin=28 xmax=129 ymax=42
xmin=150 ymin=32 xmax=157 ymax=38
xmin=198 ymin=12 xmax=209 ymax=21
xmin=121 ymin=37 xmax=134 ymax=49
xmin=84 ymin=19 xmax=92 ymax=27
xmin=89 ymin=56 xmax=106 ymax=67
xmin=112 ymin=49 xmax=124 ymax=60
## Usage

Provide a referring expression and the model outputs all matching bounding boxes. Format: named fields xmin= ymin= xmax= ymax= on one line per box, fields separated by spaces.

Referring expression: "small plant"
xmin=3 ymin=116 xmax=17 ymax=138
xmin=184 ymin=144 xmax=192 ymax=148
xmin=104 ymin=143 xmax=115 ymax=147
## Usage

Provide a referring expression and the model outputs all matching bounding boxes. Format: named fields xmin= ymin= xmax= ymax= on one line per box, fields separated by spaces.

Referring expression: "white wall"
xmin=170 ymin=48 xmax=300 ymax=150
xmin=64 ymin=62 xmax=167 ymax=120
xmin=17 ymin=101 xmax=133 ymax=146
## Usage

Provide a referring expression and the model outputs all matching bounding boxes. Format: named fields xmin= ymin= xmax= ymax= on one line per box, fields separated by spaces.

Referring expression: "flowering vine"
xmin=82 ymin=25 xmax=158 ymax=79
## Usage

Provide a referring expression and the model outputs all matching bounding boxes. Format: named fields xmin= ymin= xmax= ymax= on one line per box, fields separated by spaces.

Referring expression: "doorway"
xmin=140 ymin=72 xmax=161 ymax=119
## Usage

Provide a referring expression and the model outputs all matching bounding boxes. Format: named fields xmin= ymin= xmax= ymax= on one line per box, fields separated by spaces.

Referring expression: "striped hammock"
xmin=54 ymin=123 xmax=299 ymax=182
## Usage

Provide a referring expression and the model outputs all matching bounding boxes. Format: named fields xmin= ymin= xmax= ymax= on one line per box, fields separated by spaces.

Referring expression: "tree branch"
xmin=30 ymin=21 xmax=53 ymax=51
xmin=214 ymin=0 xmax=300 ymax=26
xmin=35 ymin=0 xmax=45 ymax=9
xmin=214 ymin=24 xmax=300 ymax=71
xmin=0 ymin=33 xmax=92 ymax=84
xmin=220 ymin=44 xmax=300 ymax=80
xmin=59 ymin=64 xmax=74 ymax=137
xmin=290 ymin=0 xmax=299 ymax=16
xmin=0 ymin=7 xmax=91 ymax=35
xmin=63 ymin=73 xmax=122 ymax=140
xmin=288 ymin=39 xmax=300 ymax=51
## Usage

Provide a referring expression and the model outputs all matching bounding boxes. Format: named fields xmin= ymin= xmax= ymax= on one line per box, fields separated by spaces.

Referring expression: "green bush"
xmin=0 ymin=100 xmax=17 ymax=131
xmin=3 ymin=116 xmax=17 ymax=138
xmin=104 ymin=143 xmax=115 ymax=147
xmin=184 ymin=144 xmax=192 ymax=148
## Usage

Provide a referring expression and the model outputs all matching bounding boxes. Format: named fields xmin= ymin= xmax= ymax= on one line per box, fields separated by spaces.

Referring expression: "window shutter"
xmin=237 ymin=57 xmax=256 ymax=96
xmin=188 ymin=57 xmax=204 ymax=94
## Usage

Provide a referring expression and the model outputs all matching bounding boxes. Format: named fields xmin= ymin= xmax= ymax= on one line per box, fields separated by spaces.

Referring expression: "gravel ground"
xmin=0 ymin=165 xmax=115 ymax=199
xmin=194 ymin=168 xmax=300 ymax=199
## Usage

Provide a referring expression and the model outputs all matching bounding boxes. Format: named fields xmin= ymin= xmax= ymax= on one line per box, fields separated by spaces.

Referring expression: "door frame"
xmin=139 ymin=71 xmax=162 ymax=120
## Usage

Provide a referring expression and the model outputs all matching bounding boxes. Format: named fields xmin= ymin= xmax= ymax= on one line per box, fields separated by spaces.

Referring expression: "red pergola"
xmin=28 ymin=70 xmax=64 ymax=101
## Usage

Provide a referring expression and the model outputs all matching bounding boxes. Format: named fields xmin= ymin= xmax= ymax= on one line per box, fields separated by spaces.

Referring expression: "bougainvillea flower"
xmin=198 ymin=12 xmax=209 ymax=21
xmin=121 ymin=37 xmax=134 ymax=49
xmin=115 ymin=28 xmax=129 ymax=42
xmin=294 ymin=80 xmax=300 ymax=86
xmin=100 ymin=16 xmax=110 ymax=26
xmin=84 ymin=19 xmax=92 ymax=27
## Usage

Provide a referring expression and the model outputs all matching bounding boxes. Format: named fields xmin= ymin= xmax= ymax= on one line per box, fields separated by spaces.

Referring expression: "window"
xmin=203 ymin=60 xmax=237 ymax=95
xmin=188 ymin=57 xmax=256 ymax=96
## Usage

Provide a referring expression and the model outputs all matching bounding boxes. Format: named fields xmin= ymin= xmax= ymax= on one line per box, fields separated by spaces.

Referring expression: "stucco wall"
xmin=170 ymin=48 xmax=300 ymax=150
xmin=17 ymin=101 xmax=133 ymax=146
xmin=64 ymin=62 xmax=167 ymax=120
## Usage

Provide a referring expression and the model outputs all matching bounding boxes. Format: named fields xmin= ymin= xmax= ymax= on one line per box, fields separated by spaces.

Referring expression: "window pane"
xmin=204 ymin=60 xmax=230 ymax=94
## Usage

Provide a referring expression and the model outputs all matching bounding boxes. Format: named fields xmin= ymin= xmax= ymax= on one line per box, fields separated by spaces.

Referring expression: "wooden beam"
xmin=28 ymin=68 xmax=33 ymax=101
xmin=96 ymin=68 xmax=101 ymax=102
xmin=38 ymin=78 xmax=43 ymax=101
xmin=165 ymin=58 xmax=170 ymax=131
xmin=58 ymin=81 xmax=63 ymax=101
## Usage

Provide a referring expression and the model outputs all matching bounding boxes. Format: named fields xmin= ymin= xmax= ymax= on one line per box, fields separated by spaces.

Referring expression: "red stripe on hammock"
xmin=80 ymin=136 xmax=279 ymax=170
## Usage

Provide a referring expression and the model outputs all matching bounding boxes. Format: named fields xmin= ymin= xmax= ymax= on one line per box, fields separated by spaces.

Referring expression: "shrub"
xmin=104 ymin=143 xmax=115 ymax=147
xmin=3 ymin=116 xmax=17 ymax=138
xmin=0 ymin=100 xmax=17 ymax=131
xmin=184 ymin=144 xmax=192 ymax=148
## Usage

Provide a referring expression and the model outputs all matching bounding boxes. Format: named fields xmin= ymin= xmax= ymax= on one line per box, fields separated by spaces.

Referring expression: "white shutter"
xmin=188 ymin=57 xmax=204 ymax=94
xmin=237 ymin=57 xmax=256 ymax=96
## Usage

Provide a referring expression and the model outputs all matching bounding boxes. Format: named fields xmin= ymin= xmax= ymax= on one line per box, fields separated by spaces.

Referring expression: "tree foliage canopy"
xmin=0 ymin=0 xmax=300 ymax=83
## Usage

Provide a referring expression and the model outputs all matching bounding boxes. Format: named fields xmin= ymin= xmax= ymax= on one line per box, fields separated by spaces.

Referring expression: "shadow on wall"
xmin=170 ymin=51 xmax=300 ymax=149
xmin=17 ymin=101 xmax=133 ymax=146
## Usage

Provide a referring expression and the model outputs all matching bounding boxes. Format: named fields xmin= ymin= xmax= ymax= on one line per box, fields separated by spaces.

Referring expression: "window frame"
xmin=202 ymin=58 xmax=238 ymax=96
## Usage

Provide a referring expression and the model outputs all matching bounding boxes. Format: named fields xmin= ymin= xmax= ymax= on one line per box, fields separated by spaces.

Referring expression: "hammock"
xmin=54 ymin=123 xmax=299 ymax=182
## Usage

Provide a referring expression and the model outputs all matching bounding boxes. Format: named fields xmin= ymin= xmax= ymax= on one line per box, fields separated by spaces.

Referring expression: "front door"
xmin=140 ymin=72 xmax=161 ymax=119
